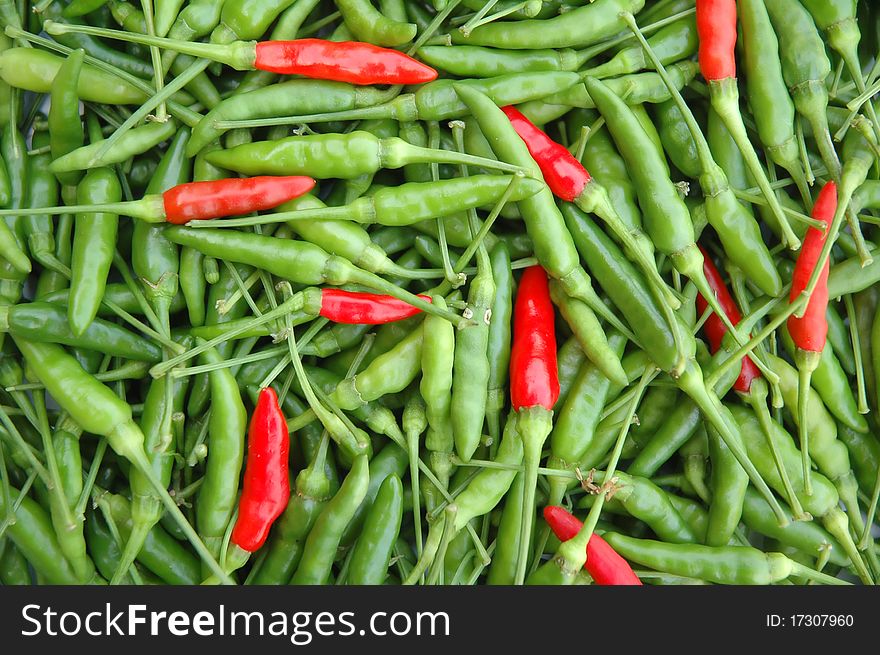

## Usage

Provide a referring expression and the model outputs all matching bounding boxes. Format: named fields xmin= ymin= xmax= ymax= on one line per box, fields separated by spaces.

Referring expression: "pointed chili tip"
xmin=500 ymin=105 xmax=590 ymax=202
xmin=543 ymin=505 xmax=581 ymax=542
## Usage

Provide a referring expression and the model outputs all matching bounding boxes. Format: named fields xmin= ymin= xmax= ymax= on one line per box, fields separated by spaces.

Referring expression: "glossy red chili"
xmin=694 ymin=245 xmax=761 ymax=393
xmin=501 ymin=105 xmax=590 ymax=202
xmin=163 ymin=176 xmax=316 ymax=224
xmin=510 ymin=265 xmax=559 ymax=411
xmin=230 ymin=387 xmax=290 ymax=552
xmin=253 ymin=40 xmax=438 ymax=85
xmin=543 ymin=506 xmax=642 ymax=586
xmin=788 ymin=181 xmax=837 ymax=353
xmin=696 ymin=0 xmax=737 ymax=81
xmin=319 ymin=289 xmax=432 ymax=324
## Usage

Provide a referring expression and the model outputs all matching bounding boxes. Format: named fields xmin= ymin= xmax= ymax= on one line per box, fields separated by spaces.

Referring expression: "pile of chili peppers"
xmin=0 ymin=0 xmax=879 ymax=587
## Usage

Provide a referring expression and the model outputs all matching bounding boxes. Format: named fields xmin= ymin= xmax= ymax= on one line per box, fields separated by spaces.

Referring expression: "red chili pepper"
xmin=253 ymin=39 xmax=437 ymax=85
xmin=231 ymin=387 xmax=290 ymax=553
xmin=501 ymin=105 xmax=590 ymax=203
xmin=788 ymin=181 xmax=837 ymax=353
xmin=509 ymin=264 xmax=559 ymax=584
xmin=543 ymin=506 xmax=642 ymax=586
xmin=787 ymin=180 xmax=837 ymax=495
xmin=696 ymin=0 xmax=737 ymax=81
xmin=510 ymin=265 xmax=559 ymax=411
xmin=319 ymin=289 xmax=432 ymax=324
xmin=694 ymin=245 xmax=761 ymax=394
xmin=163 ymin=176 xmax=316 ymax=224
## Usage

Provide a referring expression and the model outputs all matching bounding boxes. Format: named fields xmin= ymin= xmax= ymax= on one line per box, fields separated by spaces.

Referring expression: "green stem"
xmin=138 ymin=0 xmax=168 ymax=122
xmin=710 ymin=81 xmax=800 ymax=249
xmin=787 ymin=560 xmax=851 ymax=585
xmin=43 ymin=20 xmax=252 ymax=70
xmin=746 ymin=380 xmax=809 ymax=521
xmin=3 ymin=26 xmax=202 ymax=127
xmin=843 ymin=294 xmax=869 ymax=414
xmin=90 ymin=59 xmax=209 ymax=166
xmin=149 ymin=293 xmax=305 ymax=377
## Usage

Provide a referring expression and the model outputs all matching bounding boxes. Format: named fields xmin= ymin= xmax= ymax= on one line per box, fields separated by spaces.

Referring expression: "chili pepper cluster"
xmin=0 ymin=0 xmax=878 ymax=587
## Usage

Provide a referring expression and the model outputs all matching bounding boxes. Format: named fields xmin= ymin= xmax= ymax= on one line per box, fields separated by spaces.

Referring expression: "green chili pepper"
xmin=132 ymin=128 xmax=191 ymax=334
xmin=0 ymin=484 xmax=98 ymax=584
xmin=549 ymin=281 xmax=627 ymax=385
xmin=486 ymin=471 xmax=525 ymax=585
xmin=738 ymin=0 xmax=811 ymax=204
xmin=451 ymin=0 xmax=645 ymax=48
xmin=195 ymin=342 xmax=246 ymax=565
xmin=291 ymin=453 xmax=370 ymax=585
xmin=764 ymin=0 xmax=841 ymax=180
xmin=340 ymin=442 xmax=409 ymax=548
xmin=547 ymin=332 xmax=627 ymax=506
xmin=0 ymin=302 xmax=162 ymax=361
xmin=704 ymin=422 xmax=748 ymax=547
xmin=68 ymin=120 xmax=121 ymax=336
xmin=602 ymin=532 xmax=833 ymax=585
xmin=729 ymin=403 xmax=873 ymax=584
xmin=741 ymin=487 xmax=848 ymax=568
xmin=485 ymin=241 xmax=513 ymax=449
xmin=565 ymin=110 xmax=644 ymax=236
xmin=578 ymin=470 xmax=700 ymax=544
xmin=186 ymin=80 xmax=394 ymax=155
xmin=47 ymin=48 xmax=85 ymax=189
xmin=450 ymin=252 xmax=493 ymax=463
xmin=0 ymin=47 xmax=147 ymax=104
xmin=346 ymin=474 xmax=404 ymax=585
xmin=50 ymin=120 xmax=179 ymax=174
xmin=422 ymin=295 xmax=456 ymax=501
xmin=22 ymin=130 xmax=63 ymax=276
xmin=101 ymin=492 xmax=201 ymax=585
xmin=0 ymin=540 xmax=32 ymax=585
xmin=335 ymin=0 xmax=415 ymax=47
xmin=114 ymin=368 xmax=189 ymax=584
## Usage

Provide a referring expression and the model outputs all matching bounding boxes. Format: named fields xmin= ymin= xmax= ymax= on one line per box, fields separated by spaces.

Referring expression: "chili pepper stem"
xmin=149 ymin=292 xmax=308 ymax=378
xmin=110 ymin=522 xmax=150 ymax=585
xmin=859 ymin=462 xmax=880 ymax=550
xmin=744 ymin=379 xmax=810 ymax=521
xmin=43 ymin=20 xmax=256 ymax=70
xmin=426 ymin=504 xmax=459 ymax=585
xmin=0 ymin=197 xmax=165 ymax=222
xmin=677 ymin=362 xmax=789 ymax=527
xmin=795 ymin=349 xmax=820 ymax=496
xmin=787 ymin=559 xmax=852 ymax=586
xmin=708 ymin=79 xmax=800 ymax=250
xmin=576 ymin=185 xmax=681 ymax=311
xmin=513 ymin=406 xmax=553 ymax=585
xmin=821 ymin=507 xmax=874 ymax=585
xmin=90 ymin=59 xmax=210 ymax=168
xmin=403 ymin=513 xmax=446 ymax=585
